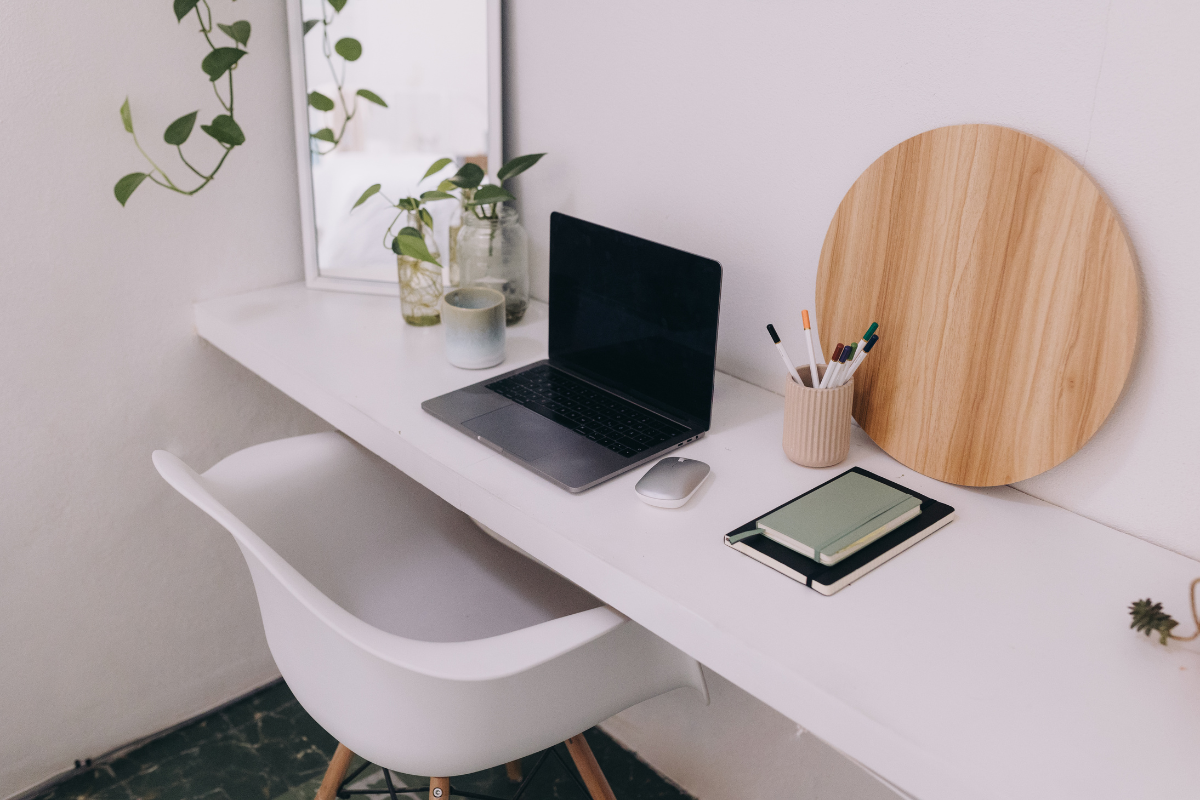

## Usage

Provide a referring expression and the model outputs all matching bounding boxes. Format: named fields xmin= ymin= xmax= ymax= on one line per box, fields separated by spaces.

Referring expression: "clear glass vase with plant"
xmin=352 ymin=172 xmax=455 ymax=326
xmin=436 ymin=154 xmax=545 ymax=324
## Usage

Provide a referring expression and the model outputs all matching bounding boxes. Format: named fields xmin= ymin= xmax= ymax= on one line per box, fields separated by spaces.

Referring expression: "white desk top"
xmin=196 ymin=283 xmax=1200 ymax=800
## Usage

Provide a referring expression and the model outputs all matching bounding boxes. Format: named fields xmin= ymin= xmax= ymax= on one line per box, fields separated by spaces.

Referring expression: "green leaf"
xmin=201 ymin=48 xmax=246 ymax=82
xmin=396 ymin=197 xmax=419 ymax=211
xmin=334 ymin=37 xmax=362 ymax=61
xmin=421 ymin=158 xmax=453 ymax=182
xmin=308 ymin=91 xmax=335 ymax=112
xmin=398 ymin=226 xmax=422 ymax=238
xmin=351 ymin=183 xmax=381 ymax=210
xmin=163 ymin=111 xmax=198 ymax=146
xmin=303 ymin=19 xmax=319 ymax=35
xmin=201 ymin=114 xmax=245 ymax=146
xmin=311 ymin=128 xmax=336 ymax=142
xmin=218 ymin=20 xmax=251 ymax=46
xmin=497 ymin=152 xmax=546 ymax=182
xmin=119 ymin=98 xmax=134 ymax=133
xmin=448 ymin=162 xmax=485 ymax=190
xmin=437 ymin=179 xmax=457 ymax=192
xmin=1130 ymin=599 xmax=1179 ymax=645
xmin=466 ymin=184 xmax=515 ymax=207
xmin=355 ymin=88 xmax=387 ymax=107
xmin=114 ymin=172 xmax=148 ymax=206
xmin=173 ymin=0 xmax=201 ymax=21
xmin=393 ymin=232 xmax=441 ymax=266
xmin=420 ymin=190 xmax=455 ymax=202
xmin=328 ymin=0 xmax=347 ymax=11
xmin=420 ymin=208 xmax=434 ymax=228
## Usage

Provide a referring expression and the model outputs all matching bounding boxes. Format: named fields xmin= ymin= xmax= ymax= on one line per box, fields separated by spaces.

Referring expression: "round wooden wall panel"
xmin=816 ymin=124 xmax=1138 ymax=487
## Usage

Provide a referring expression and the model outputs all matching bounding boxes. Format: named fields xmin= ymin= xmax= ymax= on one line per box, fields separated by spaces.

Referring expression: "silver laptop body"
xmin=422 ymin=213 xmax=723 ymax=493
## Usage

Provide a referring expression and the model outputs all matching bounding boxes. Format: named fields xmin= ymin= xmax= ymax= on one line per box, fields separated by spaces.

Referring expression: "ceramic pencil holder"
xmin=782 ymin=365 xmax=853 ymax=468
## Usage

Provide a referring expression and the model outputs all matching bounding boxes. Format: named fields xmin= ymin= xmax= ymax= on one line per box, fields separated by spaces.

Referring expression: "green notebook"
xmin=757 ymin=472 xmax=921 ymax=565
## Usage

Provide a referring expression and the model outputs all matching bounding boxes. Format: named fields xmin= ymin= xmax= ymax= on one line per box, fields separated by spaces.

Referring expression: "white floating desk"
xmin=195 ymin=283 xmax=1200 ymax=800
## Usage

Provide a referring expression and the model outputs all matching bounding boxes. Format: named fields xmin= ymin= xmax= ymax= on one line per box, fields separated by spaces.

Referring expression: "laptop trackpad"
xmin=464 ymin=404 xmax=585 ymax=463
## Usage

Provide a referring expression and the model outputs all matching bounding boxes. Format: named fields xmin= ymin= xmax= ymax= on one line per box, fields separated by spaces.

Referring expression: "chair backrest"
xmin=153 ymin=434 xmax=706 ymax=777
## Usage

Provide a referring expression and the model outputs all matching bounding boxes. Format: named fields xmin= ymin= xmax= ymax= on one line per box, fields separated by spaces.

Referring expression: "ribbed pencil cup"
xmin=782 ymin=365 xmax=853 ymax=468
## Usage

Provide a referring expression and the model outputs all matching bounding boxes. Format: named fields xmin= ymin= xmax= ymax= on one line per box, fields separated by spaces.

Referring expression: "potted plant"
xmin=1129 ymin=579 xmax=1200 ymax=645
xmin=352 ymin=166 xmax=454 ymax=326
xmin=437 ymin=154 xmax=546 ymax=325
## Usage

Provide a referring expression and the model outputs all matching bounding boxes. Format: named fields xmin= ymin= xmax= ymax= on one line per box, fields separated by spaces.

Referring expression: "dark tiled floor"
xmin=34 ymin=682 xmax=692 ymax=800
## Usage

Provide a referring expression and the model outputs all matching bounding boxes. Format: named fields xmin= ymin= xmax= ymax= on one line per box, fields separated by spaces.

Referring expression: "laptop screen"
xmin=548 ymin=212 xmax=723 ymax=428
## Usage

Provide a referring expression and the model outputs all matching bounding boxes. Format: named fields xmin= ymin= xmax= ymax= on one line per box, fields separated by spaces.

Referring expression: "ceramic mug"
xmin=442 ymin=287 xmax=506 ymax=369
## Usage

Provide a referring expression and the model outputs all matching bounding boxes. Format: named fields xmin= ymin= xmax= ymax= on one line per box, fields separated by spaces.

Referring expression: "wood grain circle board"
xmin=816 ymin=124 xmax=1138 ymax=487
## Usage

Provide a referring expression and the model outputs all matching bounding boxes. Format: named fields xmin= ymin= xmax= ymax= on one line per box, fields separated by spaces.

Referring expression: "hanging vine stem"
xmin=1129 ymin=578 xmax=1200 ymax=645
xmin=304 ymin=0 xmax=387 ymax=155
xmin=114 ymin=0 xmax=249 ymax=205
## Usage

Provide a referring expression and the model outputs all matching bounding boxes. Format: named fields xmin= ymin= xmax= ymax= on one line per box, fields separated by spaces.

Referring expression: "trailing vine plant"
xmin=305 ymin=0 xmax=387 ymax=154
xmin=1129 ymin=578 xmax=1200 ymax=645
xmin=114 ymin=0 xmax=250 ymax=206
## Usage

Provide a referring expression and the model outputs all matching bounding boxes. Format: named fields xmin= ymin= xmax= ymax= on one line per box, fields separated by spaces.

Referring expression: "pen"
xmin=838 ymin=343 xmax=857 ymax=384
xmin=819 ymin=343 xmax=844 ymax=388
xmin=854 ymin=322 xmax=878 ymax=361
xmin=834 ymin=340 xmax=861 ymax=388
xmin=839 ymin=333 xmax=878 ymax=385
xmin=801 ymin=310 xmax=822 ymax=387
xmin=766 ymin=324 xmax=804 ymax=385
xmin=839 ymin=332 xmax=877 ymax=386
xmin=844 ymin=332 xmax=878 ymax=383
xmin=840 ymin=342 xmax=857 ymax=381
xmin=830 ymin=323 xmax=874 ymax=389
xmin=822 ymin=342 xmax=853 ymax=389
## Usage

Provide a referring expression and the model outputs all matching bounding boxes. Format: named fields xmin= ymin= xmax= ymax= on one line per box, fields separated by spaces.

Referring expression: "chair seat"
xmin=200 ymin=433 xmax=599 ymax=643
xmin=156 ymin=431 xmax=707 ymax=777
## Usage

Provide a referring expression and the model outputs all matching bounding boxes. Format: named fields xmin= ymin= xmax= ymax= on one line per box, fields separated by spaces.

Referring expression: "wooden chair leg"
xmin=564 ymin=734 xmax=617 ymax=800
xmin=505 ymin=760 xmax=523 ymax=782
xmin=316 ymin=744 xmax=354 ymax=800
xmin=429 ymin=776 xmax=450 ymax=799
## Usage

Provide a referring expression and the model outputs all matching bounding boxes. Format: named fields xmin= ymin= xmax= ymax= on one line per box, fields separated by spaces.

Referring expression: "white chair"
xmin=153 ymin=432 xmax=706 ymax=800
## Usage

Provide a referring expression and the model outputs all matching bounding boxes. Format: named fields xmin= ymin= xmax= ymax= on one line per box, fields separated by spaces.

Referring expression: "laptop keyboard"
xmin=487 ymin=365 xmax=688 ymax=458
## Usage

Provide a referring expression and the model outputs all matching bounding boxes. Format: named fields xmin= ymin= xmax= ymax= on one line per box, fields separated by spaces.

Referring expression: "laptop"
xmin=422 ymin=212 xmax=723 ymax=493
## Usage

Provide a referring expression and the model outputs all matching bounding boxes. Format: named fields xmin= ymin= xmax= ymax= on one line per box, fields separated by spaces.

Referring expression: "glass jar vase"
xmin=456 ymin=205 xmax=529 ymax=325
xmin=396 ymin=215 xmax=443 ymax=326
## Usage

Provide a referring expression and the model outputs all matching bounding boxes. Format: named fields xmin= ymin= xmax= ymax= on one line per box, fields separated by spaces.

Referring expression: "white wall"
xmin=0 ymin=2 xmax=326 ymax=797
xmin=7 ymin=2 xmax=1200 ymax=800
xmin=505 ymin=1 xmax=1200 ymax=798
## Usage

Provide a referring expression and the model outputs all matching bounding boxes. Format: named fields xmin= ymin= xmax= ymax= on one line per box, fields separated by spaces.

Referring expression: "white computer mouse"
xmin=634 ymin=457 xmax=711 ymax=508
